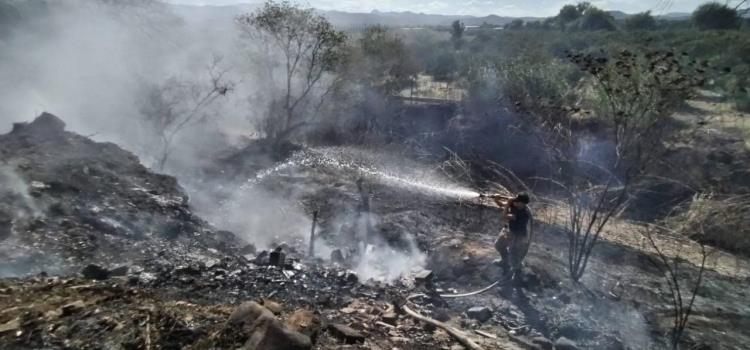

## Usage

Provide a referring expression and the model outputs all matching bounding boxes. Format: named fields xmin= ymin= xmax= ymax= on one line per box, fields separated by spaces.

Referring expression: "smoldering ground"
xmin=0 ymin=1 xmax=444 ymax=281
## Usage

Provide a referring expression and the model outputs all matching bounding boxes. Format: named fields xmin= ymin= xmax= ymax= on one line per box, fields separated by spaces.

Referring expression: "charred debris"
xmin=0 ymin=113 xmax=748 ymax=350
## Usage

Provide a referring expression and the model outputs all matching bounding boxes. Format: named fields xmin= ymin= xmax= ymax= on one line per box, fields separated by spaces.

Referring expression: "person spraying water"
xmin=480 ymin=192 xmax=533 ymax=279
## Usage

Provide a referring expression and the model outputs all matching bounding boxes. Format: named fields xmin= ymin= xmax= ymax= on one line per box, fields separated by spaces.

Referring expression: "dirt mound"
xmin=0 ymin=113 xmax=244 ymax=277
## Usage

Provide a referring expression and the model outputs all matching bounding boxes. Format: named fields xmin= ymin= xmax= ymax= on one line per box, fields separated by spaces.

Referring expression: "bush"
xmin=558 ymin=4 xmax=582 ymax=24
xmin=578 ymin=7 xmax=617 ymax=31
xmin=425 ymin=50 xmax=459 ymax=81
xmin=672 ymin=194 xmax=750 ymax=257
xmin=692 ymin=2 xmax=741 ymax=30
xmin=736 ymin=94 xmax=750 ymax=113
xmin=624 ymin=11 xmax=657 ymax=31
xmin=495 ymin=57 xmax=579 ymax=113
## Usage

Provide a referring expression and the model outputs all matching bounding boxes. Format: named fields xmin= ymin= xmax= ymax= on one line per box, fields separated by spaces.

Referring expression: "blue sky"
xmin=165 ymin=0 xmax=711 ymax=17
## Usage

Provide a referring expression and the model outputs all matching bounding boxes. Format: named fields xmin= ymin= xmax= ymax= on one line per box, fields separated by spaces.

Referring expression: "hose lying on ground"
xmin=400 ymin=282 xmax=501 ymax=350
xmin=439 ymin=280 xmax=503 ymax=298
xmin=402 ymin=303 xmax=486 ymax=350
xmin=406 ymin=279 xmax=503 ymax=302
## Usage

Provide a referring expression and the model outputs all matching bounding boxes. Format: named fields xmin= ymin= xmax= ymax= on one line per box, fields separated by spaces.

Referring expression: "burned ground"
xmin=0 ymin=113 xmax=244 ymax=276
xmin=1 ymin=113 xmax=749 ymax=350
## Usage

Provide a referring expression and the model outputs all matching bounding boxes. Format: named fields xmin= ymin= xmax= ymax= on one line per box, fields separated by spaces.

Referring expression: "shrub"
xmin=624 ymin=11 xmax=657 ymax=31
xmin=736 ymin=94 xmax=750 ymax=113
xmin=692 ymin=2 xmax=741 ymax=30
xmin=578 ymin=7 xmax=617 ymax=31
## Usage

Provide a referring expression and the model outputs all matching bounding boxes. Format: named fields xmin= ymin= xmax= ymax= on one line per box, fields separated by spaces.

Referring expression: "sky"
xmin=165 ymin=0 xmax=710 ymax=17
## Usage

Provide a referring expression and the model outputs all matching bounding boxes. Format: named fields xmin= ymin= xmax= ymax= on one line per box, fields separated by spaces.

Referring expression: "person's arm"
xmin=491 ymin=196 xmax=515 ymax=222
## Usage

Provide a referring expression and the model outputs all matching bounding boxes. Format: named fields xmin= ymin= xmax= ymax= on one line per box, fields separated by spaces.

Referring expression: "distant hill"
xmin=607 ymin=10 xmax=692 ymax=21
xmin=169 ymin=3 xmax=538 ymax=28
xmin=0 ymin=0 xmax=706 ymax=33
xmin=320 ymin=10 xmax=540 ymax=28
xmin=657 ymin=12 xmax=692 ymax=20
xmin=169 ymin=4 xmax=699 ymax=28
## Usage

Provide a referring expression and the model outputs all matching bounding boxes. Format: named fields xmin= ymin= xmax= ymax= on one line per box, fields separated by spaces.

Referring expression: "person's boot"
xmin=492 ymin=258 xmax=511 ymax=276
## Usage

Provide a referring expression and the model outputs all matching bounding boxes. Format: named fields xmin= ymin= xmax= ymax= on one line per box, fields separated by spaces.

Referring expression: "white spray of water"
xmin=242 ymin=147 xmax=481 ymax=200
xmin=229 ymin=146 xmax=484 ymax=282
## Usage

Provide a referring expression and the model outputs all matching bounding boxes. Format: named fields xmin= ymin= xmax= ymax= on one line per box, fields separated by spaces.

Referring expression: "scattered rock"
xmin=414 ymin=270 xmax=434 ymax=284
xmin=285 ymin=309 xmax=320 ymax=343
xmin=230 ymin=302 xmax=312 ymax=350
xmin=262 ymin=299 xmax=283 ymax=314
xmin=432 ymin=308 xmax=451 ymax=322
xmin=0 ymin=318 xmax=20 ymax=334
xmin=61 ymin=300 xmax=86 ymax=316
xmin=81 ymin=264 xmax=110 ymax=280
xmin=327 ymin=323 xmax=366 ymax=344
xmin=466 ymin=306 xmax=492 ymax=323
xmin=246 ymin=314 xmax=311 ymax=350
xmin=381 ymin=312 xmax=398 ymax=325
xmin=554 ymin=337 xmax=579 ymax=350
xmin=239 ymin=243 xmax=257 ymax=255
xmin=229 ymin=302 xmax=275 ymax=326
xmin=108 ymin=266 xmax=129 ymax=277
xmin=16 ymin=112 xmax=66 ymax=138
xmin=337 ymin=270 xmax=358 ymax=284
xmin=532 ymin=336 xmax=553 ymax=350
xmin=254 ymin=251 xmax=269 ymax=265
xmin=175 ymin=264 xmax=203 ymax=276
xmin=269 ymin=247 xmax=286 ymax=266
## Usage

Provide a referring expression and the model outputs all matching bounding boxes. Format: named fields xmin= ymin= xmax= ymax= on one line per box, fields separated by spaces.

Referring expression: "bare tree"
xmin=638 ymin=220 xmax=709 ymax=350
xmin=557 ymin=50 xmax=705 ymax=281
xmin=236 ymin=1 xmax=347 ymax=141
xmin=140 ymin=57 xmax=233 ymax=171
xmin=731 ymin=0 xmax=750 ymax=15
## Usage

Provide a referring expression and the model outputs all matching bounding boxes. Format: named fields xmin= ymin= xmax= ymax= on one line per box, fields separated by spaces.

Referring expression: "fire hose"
xmin=402 ymin=283 xmax=509 ymax=350
xmin=400 ymin=196 xmax=534 ymax=350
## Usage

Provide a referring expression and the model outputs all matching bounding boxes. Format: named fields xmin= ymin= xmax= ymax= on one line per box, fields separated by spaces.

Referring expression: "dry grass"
xmin=684 ymin=98 xmax=750 ymax=149
xmin=536 ymin=204 xmax=750 ymax=279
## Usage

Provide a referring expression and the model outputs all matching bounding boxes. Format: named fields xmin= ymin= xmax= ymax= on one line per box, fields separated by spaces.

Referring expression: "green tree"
xmin=558 ymin=4 xmax=582 ymax=24
xmin=505 ymin=19 xmax=525 ymax=30
xmin=451 ymin=20 xmax=466 ymax=49
xmin=357 ymin=25 xmax=419 ymax=94
xmin=692 ymin=2 xmax=741 ymax=30
xmin=624 ymin=11 xmax=657 ymax=30
xmin=579 ymin=7 xmax=617 ymax=31
xmin=426 ymin=50 xmax=459 ymax=82
xmin=237 ymin=1 xmax=348 ymax=140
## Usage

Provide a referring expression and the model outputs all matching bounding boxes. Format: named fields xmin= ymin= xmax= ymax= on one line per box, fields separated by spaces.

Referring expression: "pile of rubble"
xmin=0 ymin=113 xmax=245 ymax=277
xmin=0 ymin=246 xmax=523 ymax=350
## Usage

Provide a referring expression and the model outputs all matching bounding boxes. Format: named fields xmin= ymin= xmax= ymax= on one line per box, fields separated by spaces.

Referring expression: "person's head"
xmin=513 ymin=192 xmax=530 ymax=209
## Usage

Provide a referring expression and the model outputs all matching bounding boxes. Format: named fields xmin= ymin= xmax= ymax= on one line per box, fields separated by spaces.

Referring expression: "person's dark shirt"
xmin=508 ymin=206 xmax=530 ymax=235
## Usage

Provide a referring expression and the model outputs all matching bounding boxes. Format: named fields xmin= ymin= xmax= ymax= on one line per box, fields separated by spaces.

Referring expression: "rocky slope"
xmin=0 ymin=113 xmax=244 ymax=277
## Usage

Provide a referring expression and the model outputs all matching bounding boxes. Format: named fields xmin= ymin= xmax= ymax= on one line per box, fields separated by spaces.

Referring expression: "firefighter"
xmin=490 ymin=193 xmax=532 ymax=276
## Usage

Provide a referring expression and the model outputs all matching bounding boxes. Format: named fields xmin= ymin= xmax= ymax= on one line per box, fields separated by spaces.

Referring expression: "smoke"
xmin=352 ymin=229 xmax=427 ymax=282
xmin=0 ymin=164 xmax=55 ymax=277
xmin=0 ymin=0 xmax=261 ymax=172
xmin=206 ymin=186 xmax=313 ymax=250
xmin=0 ymin=165 xmax=41 ymax=221
xmin=0 ymin=2 xmax=463 ymax=283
